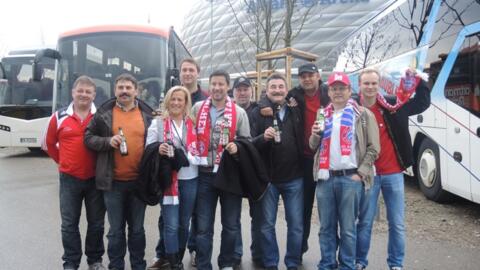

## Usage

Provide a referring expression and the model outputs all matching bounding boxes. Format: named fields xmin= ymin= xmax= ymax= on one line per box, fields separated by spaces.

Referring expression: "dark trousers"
xmin=303 ymin=157 xmax=316 ymax=253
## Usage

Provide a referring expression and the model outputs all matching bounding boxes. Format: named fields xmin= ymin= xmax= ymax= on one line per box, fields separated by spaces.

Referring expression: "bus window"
xmin=443 ymin=36 xmax=480 ymax=117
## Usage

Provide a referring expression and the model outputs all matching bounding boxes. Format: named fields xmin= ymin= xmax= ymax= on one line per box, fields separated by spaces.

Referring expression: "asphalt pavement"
xmin=0 ymin=148 xmax=478 ymax=270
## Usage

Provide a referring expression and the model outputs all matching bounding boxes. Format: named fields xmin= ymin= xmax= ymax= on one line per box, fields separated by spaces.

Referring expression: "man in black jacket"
xmin=287 ymin=63 xmax=330 ymax=256
xmin=355 ymin=68 xmax=431 ymax=270
xmin=251 ymin=73 xmax=304 ymax=270
xmin=84 ymin=73 xmax=153 ymax=270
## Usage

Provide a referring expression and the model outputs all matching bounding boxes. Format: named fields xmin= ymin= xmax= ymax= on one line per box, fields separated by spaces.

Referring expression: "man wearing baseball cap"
xmin=309 ymin=71 xmax=379 ymax=270
xmin=288 ymin=62 xmax=330 ymax=257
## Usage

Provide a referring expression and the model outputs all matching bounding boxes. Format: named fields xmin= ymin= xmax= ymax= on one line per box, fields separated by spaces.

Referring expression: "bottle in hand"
xmin=273 ymin=118 xmax=281 ymax=143
xmin=316 ymin=108 xmax=325 ymax=133
xmin=118 ymin=127 xmax=128 ymax=156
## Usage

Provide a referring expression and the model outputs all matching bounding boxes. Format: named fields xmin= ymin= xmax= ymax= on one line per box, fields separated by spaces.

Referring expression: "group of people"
xmin=42 ymin=57 xmax=431 ymax=270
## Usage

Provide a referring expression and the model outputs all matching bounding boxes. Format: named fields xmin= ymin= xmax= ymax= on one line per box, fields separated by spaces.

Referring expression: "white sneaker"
xmin=190 ymin=251 xmax=197 ymax=267
xmin=88 ymin=262 xmax=106 ymax=270
xmin=391 ymin=267 xmax=403 ymax=270
xmin=220 ymin=267 xmax=233 ymax=270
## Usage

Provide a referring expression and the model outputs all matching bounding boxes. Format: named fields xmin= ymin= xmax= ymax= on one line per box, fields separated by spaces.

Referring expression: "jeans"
xmin=59 ymin=173 xmax=105 ymax=269
xmin=316 ymin=176 xmax=363 ymax=270
xmin=303 ymin=157 xmax=316 ymax=253
xmin=195 ymin=172 xmax=243 ymax=270
xmin=155 ymin=178 xmax=198 ymax=257
xmin=356 ymin=173 xmax=405 ymax=269
xmin=104 ymin=180 xmax=146 ymax=270
xmin=260 ymin=178 xmax=304 ymax=268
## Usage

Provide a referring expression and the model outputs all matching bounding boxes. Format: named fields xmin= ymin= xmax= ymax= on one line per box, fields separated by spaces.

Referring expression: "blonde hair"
xmin=358 ymin=68 xmax=381 ymax=83
xmin=160 ymin=86 xmax=192 ymax=120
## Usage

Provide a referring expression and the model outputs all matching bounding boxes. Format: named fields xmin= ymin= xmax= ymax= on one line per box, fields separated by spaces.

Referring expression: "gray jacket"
xmin=84 ymin=98 xmax=153 ymax=190
xmin=309 ymin=106 xmax=380 ymax=188
xmin=192 ymin=100 xmax=250 ymax=168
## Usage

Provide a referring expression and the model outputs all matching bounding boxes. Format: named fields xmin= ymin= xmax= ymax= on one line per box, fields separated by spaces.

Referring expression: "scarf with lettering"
xmin=162 ymin=117 xmax=198 ymax=205
xmin=374 ymin=71 xmax=421 ymax=112
xmin=317 ymin=99 xmax=360 ymax=180
xmin=196 ymin=96 xmax=237 ymax=172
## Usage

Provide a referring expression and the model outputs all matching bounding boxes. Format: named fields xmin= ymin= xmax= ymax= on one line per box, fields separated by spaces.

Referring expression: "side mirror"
xmin=166 ymin=68 xmax=180 ymax=88
xmin=32 ymin=49 xmax=61 ymax=81
xmin=0 ymin=62 xmax=5 ymax=79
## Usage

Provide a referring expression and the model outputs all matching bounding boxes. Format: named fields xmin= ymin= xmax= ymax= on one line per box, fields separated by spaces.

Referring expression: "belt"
xmin=329 ymin=168 xmax=357 ymax=177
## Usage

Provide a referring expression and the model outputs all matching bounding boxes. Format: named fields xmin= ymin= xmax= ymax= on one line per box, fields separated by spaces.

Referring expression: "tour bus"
xmin=0 ymin=47 xmax=55 ymax=151
xmin=34 ymin=25 xmax=191 ymax=116
xmin=323 ymin=0 xmax=480 ymax=203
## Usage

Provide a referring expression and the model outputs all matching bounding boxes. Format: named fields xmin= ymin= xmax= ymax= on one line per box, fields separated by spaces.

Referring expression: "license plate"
xmin=20 ymin=138 xmax=37 ymax=143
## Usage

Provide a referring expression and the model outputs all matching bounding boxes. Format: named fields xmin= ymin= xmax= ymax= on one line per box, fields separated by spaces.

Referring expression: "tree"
xmin=225 ymin=0 xmax=315 ymax=72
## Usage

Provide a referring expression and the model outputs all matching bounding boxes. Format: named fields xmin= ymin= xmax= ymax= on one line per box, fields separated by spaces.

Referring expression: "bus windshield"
xmin=55 ymin=32 xmax=168 ymax=110
xmin=0 ymin=56 xmax=55 ymax=108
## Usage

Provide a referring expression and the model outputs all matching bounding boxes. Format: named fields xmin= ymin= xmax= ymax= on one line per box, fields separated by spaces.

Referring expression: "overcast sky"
xmin=0 ymin=0 xmax=196 ymax=56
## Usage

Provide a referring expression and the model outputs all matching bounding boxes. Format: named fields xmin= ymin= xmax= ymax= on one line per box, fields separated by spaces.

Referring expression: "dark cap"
xmin=298 ymin=63 xmax=319 ymax=75
xmin=233 ymin=76 xmax=252 ymax=88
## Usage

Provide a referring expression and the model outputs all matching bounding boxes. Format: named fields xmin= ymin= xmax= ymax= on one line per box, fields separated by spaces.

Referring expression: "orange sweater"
xmin=112 ymin=106 xmax=145 ymax=181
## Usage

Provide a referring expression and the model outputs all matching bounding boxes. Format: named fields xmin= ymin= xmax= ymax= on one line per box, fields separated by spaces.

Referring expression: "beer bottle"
xmin=273 ymin=118 xmax=281 ymax=144
xmin=316 ymin=108 xmax=325 ymax=133
xmin=221 ymin=120 xmax=230 ymax=147
xmin=166 ymin=130 xmax=175 ymax=158
xmin=118 ymin=127 xmax=128 ymax=156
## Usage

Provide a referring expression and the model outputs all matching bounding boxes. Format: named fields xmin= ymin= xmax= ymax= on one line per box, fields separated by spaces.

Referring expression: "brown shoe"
xmin=147 ymin=257 xmax=170 ymax=270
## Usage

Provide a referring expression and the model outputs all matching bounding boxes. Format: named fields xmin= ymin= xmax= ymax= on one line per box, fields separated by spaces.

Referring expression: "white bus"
xmin=324 ymin=0 xmax=480 ymax=203
xmin=0 ymin=47 xmax=55 ymax=151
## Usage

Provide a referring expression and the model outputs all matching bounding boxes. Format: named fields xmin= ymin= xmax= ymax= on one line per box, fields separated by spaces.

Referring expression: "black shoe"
xmin=166 ymin=253 xmax=184 ymax=270
xmin=252 ymin=258 xmax=264 ymax=268
xmin=147 ymin=257 xmax=169 ymax=270
xmin=287 ymin=267 xmax=298 ymax=270
xmin=265 ymin=267 xmax=278 ymax=270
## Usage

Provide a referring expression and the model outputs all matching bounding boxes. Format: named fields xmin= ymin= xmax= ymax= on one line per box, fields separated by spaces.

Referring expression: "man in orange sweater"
xmin=85 ymin=73 xmax=153 ymax=270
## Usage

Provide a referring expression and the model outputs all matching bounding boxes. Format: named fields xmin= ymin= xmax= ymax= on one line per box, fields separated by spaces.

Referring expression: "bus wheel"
xmin=415 ymin=138 xmax=453 ymax=203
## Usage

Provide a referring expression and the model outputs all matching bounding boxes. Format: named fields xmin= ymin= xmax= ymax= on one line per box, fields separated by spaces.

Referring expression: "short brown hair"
xmin=115 ymin=73 xmax=138 ymax=89
xmin=73 ymin=75 xmax=96 ymax=90
xmin=180 ymin=58 xmax=200 ymax=73
xmin=266 ymin=73 xmax=287 ymax=88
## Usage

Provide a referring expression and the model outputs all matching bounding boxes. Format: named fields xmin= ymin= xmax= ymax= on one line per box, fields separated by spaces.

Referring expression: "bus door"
xmin=468 ymin=34 xmax=480 ymax=203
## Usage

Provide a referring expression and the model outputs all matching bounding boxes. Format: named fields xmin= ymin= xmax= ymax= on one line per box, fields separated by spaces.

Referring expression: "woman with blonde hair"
xmin=146 ymin=86 xmax=199 ymax=270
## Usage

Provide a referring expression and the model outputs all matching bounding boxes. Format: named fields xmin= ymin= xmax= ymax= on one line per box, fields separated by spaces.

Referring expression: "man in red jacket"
xmin=42 ymin=75 xmax=106 ymax=270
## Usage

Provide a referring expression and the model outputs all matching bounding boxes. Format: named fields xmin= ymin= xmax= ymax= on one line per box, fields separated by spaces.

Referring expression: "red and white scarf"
xmin=162 ymin=117 xmax=198 ymax=205
xmin=196 ymin=96 xmax=237 ymax=172
xmin=317 ymin=99 xmax=360 ymax=180
xmin=374 ymin=70 xmax=422 ymax=112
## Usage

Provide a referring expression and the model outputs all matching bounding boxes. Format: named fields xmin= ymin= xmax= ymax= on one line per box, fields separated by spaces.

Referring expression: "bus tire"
xmin=415 ymin=138 xmax=453 ymax=203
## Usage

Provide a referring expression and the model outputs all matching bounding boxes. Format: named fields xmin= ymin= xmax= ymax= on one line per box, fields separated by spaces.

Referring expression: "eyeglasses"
xmin=329 ymin=86 xmax=349 ymax=92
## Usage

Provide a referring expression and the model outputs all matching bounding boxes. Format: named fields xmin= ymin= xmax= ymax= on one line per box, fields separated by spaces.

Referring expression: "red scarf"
xmin=162 ymin=117 xmax=198 ymax=205
xmin=317 ymin=99 xmax=360 ymax=180
xmin=196 ymin=97 xmax=237 ymax=172
xmin=374 ymin=70 xmax=421 ymax=112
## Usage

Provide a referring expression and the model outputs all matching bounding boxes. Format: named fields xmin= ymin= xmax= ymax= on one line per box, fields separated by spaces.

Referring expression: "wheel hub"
xmin=419 ymin=149 xmax=437 ymax=188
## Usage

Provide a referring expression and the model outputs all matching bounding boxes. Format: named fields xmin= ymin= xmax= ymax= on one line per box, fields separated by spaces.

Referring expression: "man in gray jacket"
xmin=191 ymin=70 xmax=250 ymax=270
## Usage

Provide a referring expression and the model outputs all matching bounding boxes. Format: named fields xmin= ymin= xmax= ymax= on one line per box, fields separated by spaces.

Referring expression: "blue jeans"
xmin=356 ymin=173 xmax=405 ymax=269
xmin=260 ymin=178 xmax=304 ymax=268
xmin=59 ymin=173 xmax=105 ymax=269
xmin=316 ymin=176 xmax=363 ymax=270
xmin=155 ymin=178 xmax=198 ymax=257
xmin=195 ymin=172 xmax=243 ymax=270
xmin=104 ymin=180 xmax=146 ymax=270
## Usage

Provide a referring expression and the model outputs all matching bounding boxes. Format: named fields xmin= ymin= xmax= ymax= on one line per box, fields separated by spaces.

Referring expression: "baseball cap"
xmin=327 ymin=72 xmax=351 ymax=86
xmin=298 ymin=63 xmax=319 ymax=75
xmin=233 ymin=77 xmax=252 ymax=88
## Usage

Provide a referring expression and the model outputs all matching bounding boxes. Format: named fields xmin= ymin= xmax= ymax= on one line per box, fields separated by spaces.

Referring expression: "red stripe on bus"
xmin=430 ymin=103 xmax=476 ymax=136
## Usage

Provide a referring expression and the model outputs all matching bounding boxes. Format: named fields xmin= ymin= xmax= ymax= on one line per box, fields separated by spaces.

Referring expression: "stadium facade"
xmin=181 ymin=0 xmax=396 ymax=77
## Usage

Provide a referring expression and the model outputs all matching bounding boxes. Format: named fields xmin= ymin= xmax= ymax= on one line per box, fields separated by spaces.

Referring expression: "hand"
xmin=263 ymin=127 xmax=276 ymax=141
xmin=225 ymin=142 xmax=238 ymax=155
xmin=311 ymin=121 xmax=322 ymax=135
xmin=260 ymin=107 xmax=273 ymax=117
xmin=110 ymin=135 xmax=122 ymax=149
xmin=350 ymin=173 xmax=362 ymax=182
xmin=158 ymin=143 xmax=170 ymax=156
xmin=288 ymin=97 xmax=298 ymax=107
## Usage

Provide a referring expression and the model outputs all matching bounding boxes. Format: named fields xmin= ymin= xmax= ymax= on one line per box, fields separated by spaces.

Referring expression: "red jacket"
xmin=42 ymin=103 xmax=96 ymax=180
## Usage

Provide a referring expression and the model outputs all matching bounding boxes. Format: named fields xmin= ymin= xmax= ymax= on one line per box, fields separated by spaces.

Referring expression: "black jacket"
xmin=214 ymin=138 xmax=269 ymax=201
xmin=382 ymin=79 xmax=431 ymax=169
xmin=84 ymin=98 xmax=153 ymax=190
xmin=135 ymin=142 xmax=170 ymax=205
xmin=250 ymin=97 xmax=304 ymax=183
